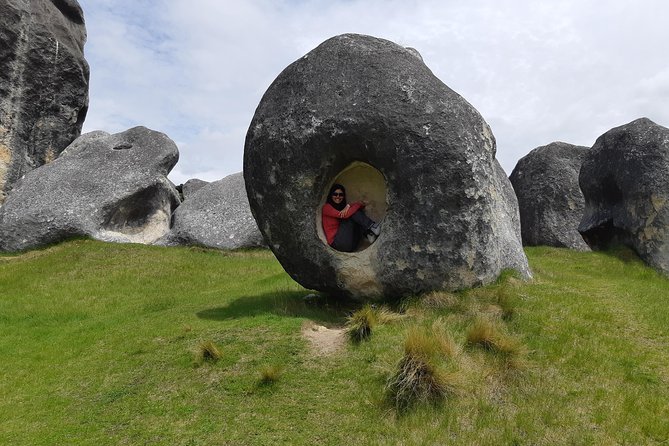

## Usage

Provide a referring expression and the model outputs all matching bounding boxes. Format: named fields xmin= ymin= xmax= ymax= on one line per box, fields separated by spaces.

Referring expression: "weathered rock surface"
xmin=244 ymin=33 xmax=530 ymax=300
xmin=182 ymin=178 xmax=209 ymax=199
xmin=0 ymin=0 xmax=90 ymax=203
xmin=0 ymin=127 xmax=180 ymax=251
xmin=509 ymin=142 xmax=589 ymax=250
xmin=579 ymin=118 xmax=669 ymax=274
xmin=157 ymin=172 xmax=265 ymax=250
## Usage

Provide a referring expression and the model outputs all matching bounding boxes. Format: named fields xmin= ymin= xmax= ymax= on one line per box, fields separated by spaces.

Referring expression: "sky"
xmin=78 ymin=0 xmax=669 ymax=185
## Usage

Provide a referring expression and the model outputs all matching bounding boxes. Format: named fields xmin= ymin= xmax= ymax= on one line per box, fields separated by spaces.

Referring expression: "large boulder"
xmin=0 ymin=127 xmax=180 ymax=252
xmin=182 ymin=178 xmax=209 ymax=199
xmin=579 ymin=118 xmax=669 ymax=274
xmin=244 ymin=33 xmax=530 ymax=300
xmin=0 ymin=0 xmax=90 ymax=203
xmin=157 ymin=172 xmax=265 ymax=250
xmin=509 ymin=142 xmax=589 ymax=250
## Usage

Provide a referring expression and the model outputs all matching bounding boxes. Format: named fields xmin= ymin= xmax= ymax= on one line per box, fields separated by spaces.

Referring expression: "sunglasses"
xmin=332 ymin=192 xmax=345 ymax=197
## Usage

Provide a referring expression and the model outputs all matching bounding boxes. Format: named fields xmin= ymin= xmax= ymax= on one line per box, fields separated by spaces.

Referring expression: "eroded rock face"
xmin=510 ymin=142 xmax=589 ymax=250
xmin=244 ymin=33 xmax=530 ymax=300
xmin=157 ymin=172 xmax=265 ymax=250
xmin=0 ymin=0 xmax=90 ymax=203
xmin=579 ymin=118 xmax=669 ymax=274
xmin=0 ymin=127 xmax=180 ymax=252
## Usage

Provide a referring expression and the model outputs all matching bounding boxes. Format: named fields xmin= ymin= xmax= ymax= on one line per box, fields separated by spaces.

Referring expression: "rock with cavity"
xmin=157 ymin=172 xmax=265 ymax=250
xmin=579 ymin=117 xmax=669 ymax=274
xmin=0 ymin=127 xmax=180 ymax=252
xmin=509 ymin=142 xmax=589 ymax=250
xmin=244 ymin=33 xmax=530 ymax=300
xmin=0 ymin=0 xmax=90 ymax=203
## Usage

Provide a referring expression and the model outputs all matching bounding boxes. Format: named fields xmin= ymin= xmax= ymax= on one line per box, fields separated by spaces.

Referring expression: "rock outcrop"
xmin=157 ymin=172 xmax=265 ymax=250
xmin=244 ymin=33 xmax=530 ymax=300
xmin=182 ymin=178 xmax=208 ymax=199
xmin=509 ymin=142 xmax=589 ymax=250
xmin=0 ymin=0 xmax=90 ymax=203
xmin=579 ymin=118 xmax=669 ymax=274
xmin=0 ymin=127 xmax=180 ymax=252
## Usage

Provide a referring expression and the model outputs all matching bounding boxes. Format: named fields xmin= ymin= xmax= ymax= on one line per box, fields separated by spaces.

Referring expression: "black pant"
xmin=331 ymin=209 xmax=375 ymax=252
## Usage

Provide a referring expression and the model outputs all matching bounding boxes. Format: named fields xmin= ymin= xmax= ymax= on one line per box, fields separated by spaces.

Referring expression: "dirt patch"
xmin=301 ymin=321 xmax=346 ymax=356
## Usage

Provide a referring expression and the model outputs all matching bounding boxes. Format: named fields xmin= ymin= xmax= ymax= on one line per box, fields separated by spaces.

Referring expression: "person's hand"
xmin=360 ymin=200 xmax=369 ymax=207
xmin=339 ymin=204 xmax=351 ymax=217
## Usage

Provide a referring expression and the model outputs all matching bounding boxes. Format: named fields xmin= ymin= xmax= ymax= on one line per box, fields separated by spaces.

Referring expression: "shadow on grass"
xmin=196 ymin=290 xmax=358 ymax=326
xmin=604 ymin=245 xmax=643 ymax=264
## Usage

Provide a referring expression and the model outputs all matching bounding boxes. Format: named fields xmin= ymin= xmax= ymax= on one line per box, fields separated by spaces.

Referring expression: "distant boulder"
xmin=182 ymin=178 xmax=209 ymax=199
xmin=157 ymin=172 xmax=265 ymax=250
xmin=0 ymin=0 xmax=90 ymax=203
xmin=244 ymin=33 xmax=530 ymax=300
xmin=0 ymin=127 xmax=180 ymax=252
xmin=509 ymin=142 xmax=589 ymax=250
xmin=579 ymin=118 xmax=669 ymax=274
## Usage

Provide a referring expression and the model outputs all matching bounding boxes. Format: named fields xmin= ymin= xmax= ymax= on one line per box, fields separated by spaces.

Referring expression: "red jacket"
xmin=322 ymin=202 xmax=363 ymax=245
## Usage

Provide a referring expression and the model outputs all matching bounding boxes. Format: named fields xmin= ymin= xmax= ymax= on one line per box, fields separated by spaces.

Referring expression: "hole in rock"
xmin=318 ymin=161 xmax=387 ymax=252
xmin=113 ymin=143 xmax=132 ymax=151
xmin=101 ymin=184 xmax=174 ymax=243
xmin=581 ymin=219 xmax=629 ymax=250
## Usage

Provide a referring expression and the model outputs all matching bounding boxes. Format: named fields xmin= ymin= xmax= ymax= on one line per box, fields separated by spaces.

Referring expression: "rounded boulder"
xmin=510 ymin=142 xmax=589 ymax=250
xmin=244 ymin=33 xmax=530 ymax=299
xmin=579 ymin=117 xmax=669 ymax=274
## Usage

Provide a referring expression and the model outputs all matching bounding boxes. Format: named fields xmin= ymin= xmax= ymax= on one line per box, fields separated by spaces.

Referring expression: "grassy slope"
xmin=0 ymin=240 xmax=667 ymax=445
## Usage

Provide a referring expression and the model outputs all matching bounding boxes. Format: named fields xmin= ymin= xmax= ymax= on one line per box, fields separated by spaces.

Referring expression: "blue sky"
xmin=78 ymin=0 xmax=669 ymax=184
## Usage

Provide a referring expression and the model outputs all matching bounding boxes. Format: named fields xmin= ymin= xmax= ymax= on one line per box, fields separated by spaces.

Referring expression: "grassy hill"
xmin=1 ymin=240 xmax=668 ymax=445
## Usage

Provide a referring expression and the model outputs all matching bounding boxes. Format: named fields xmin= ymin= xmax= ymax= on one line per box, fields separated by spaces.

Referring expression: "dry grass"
xmin=259 ymin=364 xmax=283 ymax=385
xmin=466 ymin=317 xmax=527 ymax=370
xmin=346 ymin=305 xmax=377 ymax=343
xmin=385 ymin=327 xmax=462 ymax=412
xmin=194 ymin=340 xmax=222 ymax=365
xmin=495 ymin=285 xmax=517 ymax=320
xmin=419 ymin=290 xmax=464 ymax=311
xmin=375 ymin=306 xmax=405 ymax=324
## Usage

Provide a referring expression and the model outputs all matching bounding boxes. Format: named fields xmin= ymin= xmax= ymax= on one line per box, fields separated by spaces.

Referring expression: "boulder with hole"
xmin=509 ymin=142 xmax=589 ymax=250
xmin=0 ymin=0 xmax=90 ymax=203
xmin=244 ymin=33 xmax=530 ymax=300
xmin=157 ymin=172 xmax=265 ymax=250
xmin=0 ymin=126 xmax=180 ymax=251
xmin=579 ymin=117 xmax=669 ymax=274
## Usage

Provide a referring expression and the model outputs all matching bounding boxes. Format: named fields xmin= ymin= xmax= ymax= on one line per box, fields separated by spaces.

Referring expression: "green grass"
xmin=1 ymin=240 xmax=668 ymax=445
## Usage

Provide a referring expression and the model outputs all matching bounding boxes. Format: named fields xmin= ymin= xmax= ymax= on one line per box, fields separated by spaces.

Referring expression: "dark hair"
xmin=326 ymin=183 xmax=347 ymax=211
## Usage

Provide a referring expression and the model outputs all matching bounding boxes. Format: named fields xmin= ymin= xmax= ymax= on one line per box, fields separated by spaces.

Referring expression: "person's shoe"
xmin=365 ymin=231 xmax=377 ymax=244
xmin=368 ymin=222 xmax=381 ymax=236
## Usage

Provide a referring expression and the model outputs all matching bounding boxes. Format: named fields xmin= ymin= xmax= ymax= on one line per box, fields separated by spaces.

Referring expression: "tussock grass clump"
xmin=418 ymin=290 xmax=472 ymax=314
xmin=259 ymin=365 xmax=283 ymax=385
xmin=466 ymin=317 xmax=527 ymax=370
xmin=346 ymin=305 xmax=377 ymax=343
xmin=375 ymin=306 xmax=405 ymax=324
xmin=431 ymin=319 xmax=459 ymax=359
xmin=495 ymin=285 xmax=517 ymax=320
xmin=385 ymin=327 xmax=461 ymax=412
xmin=466 ymin=317 xmax=499 ymax=350
xmin=194 ymin=340 xmax=222 ymax=364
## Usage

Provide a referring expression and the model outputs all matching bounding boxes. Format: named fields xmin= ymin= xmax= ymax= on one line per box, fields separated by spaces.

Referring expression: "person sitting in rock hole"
xmin=322 ymin=183 xmax=381 ymax=252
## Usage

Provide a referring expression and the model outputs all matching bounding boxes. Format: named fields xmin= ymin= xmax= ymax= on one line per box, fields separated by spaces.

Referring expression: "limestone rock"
xmin=0 ymin=0 xmax=90 ymax=203
xmin=157 ymin=172 xmax=265 ymax=250
xmin=182 ymin=178 xmax=209 ymax=199
xmin=0 ymin=127 xmax=180 ymax=252
xmin=509 ymin=142 xmax=589 ymax=250
xmin=244 ymin=33 xmax=530 ymax=300
xmin=579 ymin=117 xmax=669 ymax=274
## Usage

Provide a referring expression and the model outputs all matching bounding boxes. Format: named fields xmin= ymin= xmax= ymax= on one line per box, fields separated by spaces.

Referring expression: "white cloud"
xmin=79 ymin=0 xmax=669 ymax=181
